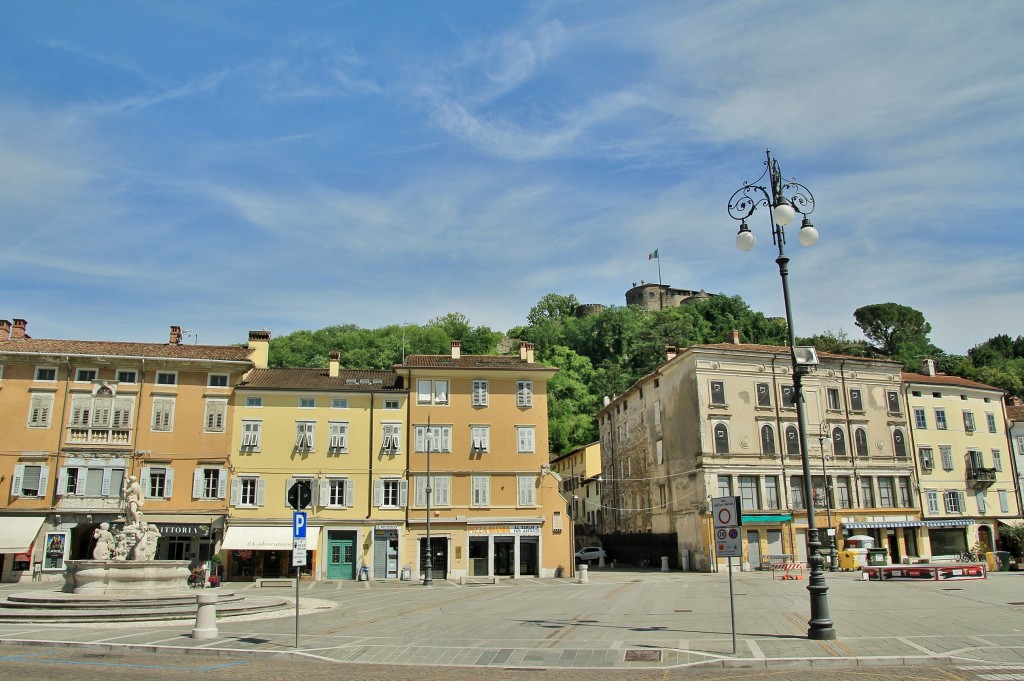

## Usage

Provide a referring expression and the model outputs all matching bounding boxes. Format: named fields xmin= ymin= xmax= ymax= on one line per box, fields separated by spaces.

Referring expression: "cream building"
xmin=550 ymin=442 xmax=604 ymax=541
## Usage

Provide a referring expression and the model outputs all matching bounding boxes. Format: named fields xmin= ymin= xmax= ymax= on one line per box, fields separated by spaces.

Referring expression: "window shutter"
xmin=415 ymin=427 xmax=425 ymax=452
xmin=112 ymin=398 xmax=132 ymax=429
xmin=344 ymin=480 xmax=355 ymax=507
xmin=553 ymin=511 xmax=563 ymax=531
xmin=36 ymin=466 xmax=49 ymax=497
xmin=230 ymin=478 xmax=242 ymax=506
xmin=308 ymin=478 xmax=319 ymax=507
xmin=415 ymin=477 xmax=426 ymax=507
xmin=192 ymin=470 xmax=203 ymax=498
xmin=217 ymin=470 xmax=227 ymax=499
xmin=164 ymin=468 xmax=174 ymax=498
xmin=11 ymin=465 xmax=23 ymax=496
xmin=440 ymin=427 xmax=451 ymax=452
xmin=373 ymin=480 xmax=383 ymax=507
xmin=957 ymin=491 xmax=966 ymax=512
xmin=319 ymin=479 xmax=330 ymax=506
xmin=141 ymin=466 xmax=151 ymax=495
xmin=399 ymin=480 xmax=409 ymax=507
xmin=58 ymin=466 xmax=69 ymax=495
xmin=256 ymin=478 xmax=266 ymax=506
xmin=92 ymin=397 xmax=112 ymax=427
xmin=518 ymin=477 xmax=530 ymax=506
xmin=98 ymin=468 xmax=112 ymax=497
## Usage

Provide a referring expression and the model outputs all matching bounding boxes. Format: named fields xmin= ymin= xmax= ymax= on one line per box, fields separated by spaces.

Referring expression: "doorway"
xmin=419 ymin=537 xmax=447 ymax=580
xmin=519 ymin=538 xmax=538 ymax=576
xmin=327 ymin=531 xmax=356 ymax=580
xmin=747 ymin=530 xmax=761 ymax=569
xmin=494 ymin=538 xmax=515 ymax=576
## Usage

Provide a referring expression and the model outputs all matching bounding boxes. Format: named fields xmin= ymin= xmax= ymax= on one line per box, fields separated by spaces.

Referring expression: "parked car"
xmin=575 ymin=547 xmax=607 ymax=563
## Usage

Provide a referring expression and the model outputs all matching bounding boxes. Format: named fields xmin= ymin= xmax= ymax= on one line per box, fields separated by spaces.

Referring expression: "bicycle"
xmin=187 ymin=566 xmax=207 ymax=588
xmin=956 ymin=549 xmax=979 ymax=563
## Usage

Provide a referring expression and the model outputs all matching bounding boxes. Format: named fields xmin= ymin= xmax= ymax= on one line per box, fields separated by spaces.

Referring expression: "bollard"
xmin=661 ymin=556 xmax=669 ymax=572
xmin=577 ymin=563 xmax=589 ymax=584
xmin=192 ymin=591 xmax=219 ymax=639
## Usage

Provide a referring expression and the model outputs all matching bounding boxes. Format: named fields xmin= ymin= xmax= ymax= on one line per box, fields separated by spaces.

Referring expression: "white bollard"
xmin=192 ymin=591 xmax=219 ymax=639
xmin=577 ymin=563 xmax=589 ymax=584
xmin=661 ymin=556 xmax=670 ymax=572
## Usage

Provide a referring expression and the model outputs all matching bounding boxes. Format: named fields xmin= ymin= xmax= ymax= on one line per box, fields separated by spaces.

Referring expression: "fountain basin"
xmin=63 ymin=560 xmax=192 ymax=594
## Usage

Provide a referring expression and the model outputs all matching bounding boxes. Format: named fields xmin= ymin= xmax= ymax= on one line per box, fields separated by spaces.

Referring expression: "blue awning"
xmin=923 ymin=519 xmax=975 ymax=528
xmin=843 ymin=521 xmax=922 ymax=529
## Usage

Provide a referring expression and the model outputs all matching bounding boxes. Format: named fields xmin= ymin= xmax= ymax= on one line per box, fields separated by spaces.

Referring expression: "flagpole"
xmin=657 ymin=254 xmax=663 ymax=309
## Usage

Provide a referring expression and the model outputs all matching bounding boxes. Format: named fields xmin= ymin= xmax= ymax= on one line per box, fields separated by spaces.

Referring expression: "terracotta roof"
xmin=397 ymin=355 xmax=555 ymax=371
xmin=0 ymin=338 xmax=252 ymax=362
xmin=691 ymin=342 xmax=897 ymax=364
xmin=902 ymin=372 xmax=1002 ymax=392
xmin=238 ymin=368 xmax=403 ymax=391
xmin=1003 ymin=404 xmax=1024 ymax=422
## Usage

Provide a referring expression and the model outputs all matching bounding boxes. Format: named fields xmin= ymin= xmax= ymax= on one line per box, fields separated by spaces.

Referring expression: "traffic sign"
xmin=293 ymin=511 xmax=307 ymax=539
xmin=288 ymin=480 xmax=312 ymax=510
xmin=712 ymin=496 xmax=742 ymax=528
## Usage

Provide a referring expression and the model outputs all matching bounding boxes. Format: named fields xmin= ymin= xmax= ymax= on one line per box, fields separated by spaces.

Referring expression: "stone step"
xmin=1 ymin=591 xmax=247 ymax=609
xmin=0 ymin=595 xmax=289 ymax=623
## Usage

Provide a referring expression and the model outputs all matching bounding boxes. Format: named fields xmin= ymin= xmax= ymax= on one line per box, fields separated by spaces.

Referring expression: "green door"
xmin=327 ymin=533 xmax=355 ymax=580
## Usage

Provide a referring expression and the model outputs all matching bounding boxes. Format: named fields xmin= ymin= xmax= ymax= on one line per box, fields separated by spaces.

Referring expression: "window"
xmin=967 ymin=449 xmax=984 ymax=470
xmin=826 ymin=388 xmax=841 ymax=410
xmin=919 ymin=447 xmax=935 ymax=470
xmin=517 ymin=475 xmax=537 ymax=506
xmin=323 ymin=477 xmax=353 ymax=508
xmin=764 ymin=476 xmax=780 ymax=509
xmin=117 ymin=370 xmax=137 ymax=383
xmin=854 ymin=428 xmax=868 ymax=457
xmin=832 ymin=427 xmax=847 ymax=458
xmin=231 ymin=476 xmax=265 ymax=507
xmin=61 ymin=466 xmax=82 ymax=495
xmin=926 ymin=490 xmax=940 ymax=514
xmin=517 ymin=381 xmax=534 ymax=407
xmin=28 ymin=393 xmax=54 ymax=428
xmin=739 ymin=476 xmax=759 ymax=510
xmin=472 ymin=380 xmax=489 ymax=407
xmin=329 ymin=422 xmax=348 ymax=453
xmin=976 ymin=490 xmax=986 ymax=514
xmin=193 ymin=468 xmax=227 ymax=500
xmin=470 ymin=425 xmax=489 ymax=453
xmin=790 ymin=476 xmax=805 ymax=509
xmin=655 ymin=439 xmax=664 ymax=464
xmin=331 ymin=398 xmax=348 ymax=409
xmin=517 ymin=426 xmax=535 ymax=453
xmin=756 ymin=382 xmax=772 ymax=407
xmin=246 ymin=396 xmax=263 ymax=407
xmin=383 ymin=399 xmax=399 ymax=410
xmin=471 ymin=475 xmax=490 ymax=506
xmin=11 ymin=464 xmax=49 ymax=497
xmin=892 ymin=428 xmax=907 ymax=457
xmin=76 ymin=368 xmax=97 ymax=382
xmin=299 ymin=397 xmax=315 ymax=409
xmin=849 ymin=388 xmax=863 ymax=411
xmin=35 ymin=367 xmax=57 ymax=381
xmin=208 ymin=374 xmax=229 ymax=387
xmin=204 ymin=399 xmax=227 ymax=433
xmin=713 ymin=423 xmax=729 ymax=454
xmin=992 ymin=449 xmax=1002 ymax=472
xmin=963 ymin=411 xmax=975 ymax=433
xmin=886 ymin=391 xmax=901 ymax=414
xmin=836 ymin=477 xmax=852 ymax=508
xmin=781 ymin=385 xmax=796 ymax=408
xmin=760 ymin=424 xmax=776 ymax=455
xmin=415 ymin=425 xmax=452 ymax=452
xmin=709 ymin=380 xmax=726 ymax=405
xmin=415 ymin=475 xmax=451 ymax=507
xmin=785 ymin=425 xmax=800 ymax=456
xmin=986 ymin=412 xmax=997 ymax=434
xmin=999 ymin=490 xmax=1009 ymax=513
xmin=374 ymin=478 xmax=406 ymax=508
xmin=241 ymin=420 xmax=262 ymax=450
xmin=944 ymin=490 xmax=965 ymax=514
xmin=859 ymin=476 xmax=875 ymax=507
xmin=914 ymin=407 xmax=928 ymax=429
xmin=878 ymin=477 xmax=896 ymax=508
xmin=155 ymin=372 xmax=176 ymax=386
xmin=59 ymin=466 xmax=124 ymax=498
xmin=143 ymin=466 xmax=173 ymax=499
xmin=898 ymin=477 xmax=912 ymax=507
xmin=151 ymin=398 xmax=175 ymax=431
xmin=654 ymin=399 xmax=662 ymax=425
xmin=295 ymin=422 xmax=315 ymax=451
xmin=717 ymin=475 xmax=732 ymax=497
xmin=935 ymin=408 xmax=948 ymax=430
xmin=940 ymin=445 xmax=954 ymax=471
xmin=417 ymin=379 xmax=449 ymax=405
xmin=382 ymin=423 xmax=401 ymax=453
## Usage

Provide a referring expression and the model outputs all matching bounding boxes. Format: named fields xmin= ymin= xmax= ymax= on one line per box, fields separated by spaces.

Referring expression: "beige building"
xmin=597 ymin=333 xmax=917 ymax=571
xmin=904 ymin=362 xmax=1022 ymax=556
xmin=550 ymin=442 xmax=603 ymax=541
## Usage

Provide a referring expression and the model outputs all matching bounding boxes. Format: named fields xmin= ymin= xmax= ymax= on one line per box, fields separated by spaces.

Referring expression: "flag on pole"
xmin=648 ymin=249 xmax=659 ymax=260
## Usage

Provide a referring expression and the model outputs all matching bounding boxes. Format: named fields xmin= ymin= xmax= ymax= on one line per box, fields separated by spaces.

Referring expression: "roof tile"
xmin=0 ymin=338 xmax=251 ymax=362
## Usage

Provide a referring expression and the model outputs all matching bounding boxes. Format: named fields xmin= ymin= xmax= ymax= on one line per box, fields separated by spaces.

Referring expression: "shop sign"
xmin=374 ymin=525 xmax=400 ymax=532
xmin=471 ymin=524 xmax=541 ymax=535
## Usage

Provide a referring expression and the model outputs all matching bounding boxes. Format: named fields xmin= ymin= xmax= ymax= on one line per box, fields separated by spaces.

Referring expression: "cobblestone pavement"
xmin=2 ymin=568 xmax=1024 ymax=674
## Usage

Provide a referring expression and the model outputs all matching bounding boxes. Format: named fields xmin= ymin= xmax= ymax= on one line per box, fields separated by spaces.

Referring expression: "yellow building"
xmin=0 ymin=320 xmax=252 ymax=582
xmin=395 ymin=341 xmax=571 ymax=580
xmin=225 ymin=338 xmax=408 ymax=581
xmin=550 ymin=442 xmax=604 ymax=540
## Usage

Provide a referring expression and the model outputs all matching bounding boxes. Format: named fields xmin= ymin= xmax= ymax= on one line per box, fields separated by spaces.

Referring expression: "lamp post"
xmin=727 ymin=149 xmax=836 ymax=640
xmin=423 ymin=423 xmax=433 ymax=586
xmin=817 ymin=422 xmax=838 ymax=572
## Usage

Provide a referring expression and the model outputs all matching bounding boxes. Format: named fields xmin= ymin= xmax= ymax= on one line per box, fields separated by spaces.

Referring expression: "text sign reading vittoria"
xmin=112 ymin=523 xmax=210 ymax=537
xmin=470 ymin=525 xmax=541 ymax=535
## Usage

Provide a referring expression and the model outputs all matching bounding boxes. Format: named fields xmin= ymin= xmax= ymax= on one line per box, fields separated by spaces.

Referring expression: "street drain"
xmin=674 ymin=609 xmax=692 ymax=612
xmin=238 ymin=637 xmax=270 ymax=645
xmin=624 ymin=650 xmax=662 ymax=662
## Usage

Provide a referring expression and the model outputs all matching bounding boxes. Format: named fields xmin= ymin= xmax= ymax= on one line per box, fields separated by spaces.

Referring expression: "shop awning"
xmin=844 ymin=520 xmax=923 ymax=529
xmin=742 ymin=514 xmax=793 ymax=523
xmin=0 ymin=516 xmax=46 ymax=553
xmin=222 ymin=525 xmax=321 ymax=551
xmin=922 ymin=519 xmax=975 ymax=528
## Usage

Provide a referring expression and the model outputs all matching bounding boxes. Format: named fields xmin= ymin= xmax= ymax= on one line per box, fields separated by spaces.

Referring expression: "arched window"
xmin=832 ymin=427 xmax=847 ymax=458
xmin=892 ymin=428 xmax=907 ymax=457
xmin=760 ymin=424 xmax=776 ymax=455
xmin=855 ymin=427 xmax=869 ymax=457
xmin=714 ymin=423 xmax=729 ymax=454
xmin=785 ymin=425 xmax=800 ymax=455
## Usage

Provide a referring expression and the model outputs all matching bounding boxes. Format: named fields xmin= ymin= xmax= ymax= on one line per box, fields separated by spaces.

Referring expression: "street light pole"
xmin=817 ymin=422 xmax=838 ymax=571
xmin=728 ymin=149 xmax=836 ymax=640
xmin=423 ymin=419 xmax=433 ymax=586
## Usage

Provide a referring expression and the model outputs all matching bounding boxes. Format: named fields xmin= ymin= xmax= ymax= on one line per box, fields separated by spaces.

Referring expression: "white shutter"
xmin=100 ymin=468 xmax=112 ymax=497
xmin=92 ymin=397 xmax=112 ymax=427
xmin=164 ymin=467 xmax=174 ymax=498
xmin=309 ymin=478 xmax=319 ymax=507
xmin=440 ymin=426 xmax=451 ymax=452
xmin=415 ymin=476 xmax=426 ymax=507
xmin=58 ymin=466 xmax=69 ymax=495
xmin=415 ymin=427 xmax=425 ymax=452
xmin=399 ymin=480 xmax=408 ymax=507
xmin=374 ymin=480 xmax=384 ymax=507
xmin=435 ymin=476 xmax=450 ymax=506
xmin=112 ymin=398 xmax=133 ymax=429
xmin=256 ymin=478 xmax=266 ymax=506
xmin=11 ymin=465 xmax=23 ymax=497
xmin=344 ymin=480 xmax=355 ymax=507
xmin=217 ymin=470 xmax=227 ymax=499
xmin=319 ymin=479 xmax=330 ymax=506
xmin=230 ymin=478 xmax=242 ymax=506
xmin=192 ymin=470 xmax=203 ymax=498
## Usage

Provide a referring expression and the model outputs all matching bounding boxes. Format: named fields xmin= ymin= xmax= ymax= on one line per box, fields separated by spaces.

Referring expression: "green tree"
xmin=527 ymin=293 xmax=580 ymax=326
xmin=853 ymin=303 xmax=933 ymax=357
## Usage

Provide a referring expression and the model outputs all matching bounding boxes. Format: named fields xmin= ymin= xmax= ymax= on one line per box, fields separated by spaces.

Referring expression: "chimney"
xmin=451 ymin=340 xmax=461 ymax=360
xmin=169 ymin=325 xmax=182 ymax=345
xmin=518 ymin=342 xmax=535 ymax=364
xmin=247 ymin=330 xmax=271 ymax=370
xmin=923 ymin=358 xmax=936 ymax=377
xmin=727 ymin=330 xmax=741 ymax=345
xmin=11 ymin=319 xmax=27 ymax=340
xmin=665 ymin=345 xmax=678 ymax=361
xmin=0 ymin=320 xmax=10 ymax=342
xmin=329 ymin=351 xmax=340 ymax=378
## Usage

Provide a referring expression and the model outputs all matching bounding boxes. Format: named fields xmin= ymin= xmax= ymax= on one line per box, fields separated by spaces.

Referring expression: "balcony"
xmin=966 ymin=466 xmax=997 ymax=488
xmin=67 ymin=427 xmax=132 ymax=445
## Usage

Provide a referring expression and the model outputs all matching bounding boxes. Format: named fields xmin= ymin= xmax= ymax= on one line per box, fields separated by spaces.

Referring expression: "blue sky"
xmin=2 ymin=1 xmax=1021 ymax=355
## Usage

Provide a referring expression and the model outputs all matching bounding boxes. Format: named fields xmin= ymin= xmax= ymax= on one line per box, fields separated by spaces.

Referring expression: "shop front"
xmin=842 ymin=519 xmax=926 ymax=562
xmin=222 ymin=524 xmax=319 ymax=580
xmin=921 ymin=518 xmax=975 ymax=557
xmin=372 ymin=526 xmax=400 ymax=580
xmin=0 ymin=516 xmax=46 ymax=582
xmin=738 ymin=513 xmax=791 ymax=570
xmin=466 ymin=523 xmax=541 ymax=578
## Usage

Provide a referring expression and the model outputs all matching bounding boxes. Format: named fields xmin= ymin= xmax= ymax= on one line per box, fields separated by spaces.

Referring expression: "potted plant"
xmin=207 ymin=574 xmax=221 ymax=588
xmin=210 ymin=552 xmax=223 ymax=577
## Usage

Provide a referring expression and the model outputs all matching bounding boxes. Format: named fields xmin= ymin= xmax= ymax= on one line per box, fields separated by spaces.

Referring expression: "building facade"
xmin=597 ymin=334 xmax=918 ymax=571
xmin=0 ymin=320 xmax=252 ymax=582
xmin=904 ymin=363 xmax=1022 ymax=556
xmin=550 ymin=442 xmax=603 ymax=542
xmin=1007 ymin=397 xmax=1024 ymax=521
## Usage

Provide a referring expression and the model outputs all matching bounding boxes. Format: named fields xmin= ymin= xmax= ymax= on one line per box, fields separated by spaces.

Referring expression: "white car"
xmin=575 ymin=547 xmax=607 ymax=563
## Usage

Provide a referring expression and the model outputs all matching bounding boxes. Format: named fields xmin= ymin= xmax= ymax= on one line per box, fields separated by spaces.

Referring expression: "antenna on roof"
xmin=183 ymin=329 xmax=197 ymax=345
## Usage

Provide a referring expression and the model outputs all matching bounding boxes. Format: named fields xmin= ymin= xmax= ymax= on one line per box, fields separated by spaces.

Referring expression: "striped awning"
xmin=843 ymin=520 xmax=922 ymax=529
xmin=922 ymin=519 xmax=975 ymax=528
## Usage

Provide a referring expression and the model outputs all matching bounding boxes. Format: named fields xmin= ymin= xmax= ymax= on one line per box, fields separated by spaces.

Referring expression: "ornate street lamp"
xmin=423 ymin=423 xmax=434 ymax=586
xmin=727 ymin=149 xmax=836 ymax=640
